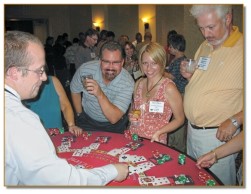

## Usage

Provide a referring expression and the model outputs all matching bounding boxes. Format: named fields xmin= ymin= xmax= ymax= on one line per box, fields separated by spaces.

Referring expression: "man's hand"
xmin=216 ymin=119 xmax=238 ymax=142
xmin=180 ymin=60 xmax=193 ymax=79
xmin=69 ymin=125 xmax=83 ymax=136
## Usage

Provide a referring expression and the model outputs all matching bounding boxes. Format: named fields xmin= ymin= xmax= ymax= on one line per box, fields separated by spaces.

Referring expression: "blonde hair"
xmin=138 ymin=42 xmax=166 ymax=74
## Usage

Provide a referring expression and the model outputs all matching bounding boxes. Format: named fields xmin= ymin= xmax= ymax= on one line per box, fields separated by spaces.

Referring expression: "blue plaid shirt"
xmin=166 ymin=56 xmax=188 ymax=94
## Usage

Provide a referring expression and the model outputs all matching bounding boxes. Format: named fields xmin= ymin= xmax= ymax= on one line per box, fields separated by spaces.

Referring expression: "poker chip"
xmin=206 ymin=179 xmax=216 ymax=186
xmin=157 ymin=158 xmax=165 ymax=164
xmin=177 ymin=175 xmax=187 ymax=184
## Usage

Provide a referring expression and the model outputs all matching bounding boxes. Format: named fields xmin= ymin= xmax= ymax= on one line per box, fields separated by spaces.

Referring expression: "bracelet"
xmin=211 ymin=149 xmax=218 ymax=163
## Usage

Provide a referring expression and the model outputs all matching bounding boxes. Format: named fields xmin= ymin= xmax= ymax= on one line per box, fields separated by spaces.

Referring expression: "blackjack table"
xmin=49 ymin=129 xmax=222 ymax=186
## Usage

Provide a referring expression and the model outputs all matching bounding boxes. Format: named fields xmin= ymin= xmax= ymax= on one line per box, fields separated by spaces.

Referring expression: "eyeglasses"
xmin=101 ymin=59 xmax=122 ymax=66
xmin=24 ymin=67 xmax=46 ymax=77
xmin=142 ymin=62 xmax=159 ymax=68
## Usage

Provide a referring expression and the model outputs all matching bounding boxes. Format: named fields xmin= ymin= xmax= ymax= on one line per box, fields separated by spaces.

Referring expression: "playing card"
xmin=81 ymin=147 xmax=92 ymax=154
xmin=138 ymin=176 xmax=155 ymax=185
xmin=89 ymin=143 xmax=100 ymax=150
xmin=95 ymin=136 xmax=111 ymax=143
xmin=138 ymin=161 xmax=155 ymax=168
xmin=119 ymin=147 xmax=130 ymax=154
xmin=72 ymin=149 xmax=84 ymax=156
xmin=132 ymin=155 xmax=147 ymax=163
xmin=152 ymin=177 xmax=170 ymax=186
xmin=107 ymin=149 xmax=121 ymax=156
xmin=119 ymin=154 xmax=130 ymax=162
xmin=57 ymin=145 xmax=70 ymax=153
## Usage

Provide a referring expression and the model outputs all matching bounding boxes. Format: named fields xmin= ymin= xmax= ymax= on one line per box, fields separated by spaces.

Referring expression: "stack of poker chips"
xmin=59 ymin=127 xmax=65 ymax=134
xmin=124 ymin=130 xmax=132 ymax=140
xmin=47 ymin=128 xmax=60 ymax=136
xmin=132 ymin=133 xmax=139 ymax=141
xmin=178 ymin=154 xmax=186 ymax=165
xmin=157 ymin=154 xmax=171 ymax=164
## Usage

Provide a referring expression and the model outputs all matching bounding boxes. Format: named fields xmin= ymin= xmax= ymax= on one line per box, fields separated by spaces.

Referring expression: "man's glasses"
xmin=24 ymin=68 xmax=46 ymax=77
xmin=101 ymin=59 xmax=122 ymax=66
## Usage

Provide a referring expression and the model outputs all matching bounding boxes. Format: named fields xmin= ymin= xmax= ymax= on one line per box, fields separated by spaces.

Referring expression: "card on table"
xmin=95 ymin=136 xmax=111 ymax=143
xmin=126 ymin=142 xmax=143 ymax=150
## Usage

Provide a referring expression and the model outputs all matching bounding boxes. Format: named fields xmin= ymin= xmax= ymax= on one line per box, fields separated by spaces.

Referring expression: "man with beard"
xmin=180 ymin=5 xmax=243 ymax=185
xmin=70 ymin=41 xmax=135 ymax=133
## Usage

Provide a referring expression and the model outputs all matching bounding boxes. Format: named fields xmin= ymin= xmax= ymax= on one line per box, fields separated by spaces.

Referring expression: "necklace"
xmin=146 ymin=76 xmax=163 ymax=97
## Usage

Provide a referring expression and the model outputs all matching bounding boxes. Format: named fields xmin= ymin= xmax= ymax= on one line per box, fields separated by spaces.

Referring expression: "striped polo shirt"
xmin=70 ymin=60 xmax=135 ymax=122
xmin=184 ymin=26 xmax=243 ymax=126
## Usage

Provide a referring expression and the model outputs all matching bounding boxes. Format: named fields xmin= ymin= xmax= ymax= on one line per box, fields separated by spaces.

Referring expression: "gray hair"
xmin=5 ymin=31 xmax=43 ymax=74
xmin=190 ymin=5 xmax=232 ymax=20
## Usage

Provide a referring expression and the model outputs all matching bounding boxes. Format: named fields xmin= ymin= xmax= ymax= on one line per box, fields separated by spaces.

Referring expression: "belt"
xmin=190 ymin=123 xmax=218 ymax=130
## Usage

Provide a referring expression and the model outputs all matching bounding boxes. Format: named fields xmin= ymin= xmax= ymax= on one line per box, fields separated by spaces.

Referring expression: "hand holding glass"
xmin=129 ymin=109 xmax=141 ymax=126
xmin=185 ymin=59 xmax=197 ymax=73
xmin=82 ymin=75 xmax=93 ymax=89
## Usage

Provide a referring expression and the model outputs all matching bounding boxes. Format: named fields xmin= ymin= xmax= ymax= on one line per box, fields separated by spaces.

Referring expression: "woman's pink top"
xmin=129 ymin=78 xmax=173 ymax=144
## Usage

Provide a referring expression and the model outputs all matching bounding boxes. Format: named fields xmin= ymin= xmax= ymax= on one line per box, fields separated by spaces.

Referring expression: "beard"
xmin=206 ymin=25 xmax=229 ymax=47
xmin=104 ymin=69 xmax=118 ymax=81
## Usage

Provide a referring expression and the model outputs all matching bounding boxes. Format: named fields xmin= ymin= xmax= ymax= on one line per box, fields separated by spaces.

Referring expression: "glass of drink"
xmin=81 ymin=74 xmax=93 ymax=89
xmin=129 ymin=109 xmax=141 ymax=126
xmin=185 ymin=59 xmax=197 ymax=73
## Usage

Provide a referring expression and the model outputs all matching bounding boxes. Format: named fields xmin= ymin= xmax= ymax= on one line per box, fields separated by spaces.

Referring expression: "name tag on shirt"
xmin=90 ymin=52 xmax=96 ymax=59
xmin=198 ymin=56 xmax=211 ymax=70
xmin=149 ymin=101 xmax=164 ymax=113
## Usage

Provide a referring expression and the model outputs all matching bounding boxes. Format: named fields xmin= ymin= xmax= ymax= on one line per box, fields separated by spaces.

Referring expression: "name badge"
xmin=198 ymin=56 xmax=211 ymax=70
xmin=90 ymin=52 xmax=96 ymax=59
xmin=149 ymin=101 xmax=164 ymax=113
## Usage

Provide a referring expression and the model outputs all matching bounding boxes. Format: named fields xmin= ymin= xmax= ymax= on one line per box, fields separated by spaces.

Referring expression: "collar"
xmin=223 ymin=26 xmax=242 ymax=47
xmin=4 ymin=85 xmax=21 ymax=99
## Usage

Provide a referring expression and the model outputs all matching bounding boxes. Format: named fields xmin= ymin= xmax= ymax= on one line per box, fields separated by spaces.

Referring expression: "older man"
xmin=5 ymin=31 xmax=128 ymax=185
xmin=71 ymin=41 xmax=135 ymax=133
xmin=181 ymin=5 xmax=243 ymax=185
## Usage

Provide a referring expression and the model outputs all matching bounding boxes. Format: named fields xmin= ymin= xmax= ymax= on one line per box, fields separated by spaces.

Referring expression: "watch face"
xmin=231 ymin=118 xmax=239 ymax=127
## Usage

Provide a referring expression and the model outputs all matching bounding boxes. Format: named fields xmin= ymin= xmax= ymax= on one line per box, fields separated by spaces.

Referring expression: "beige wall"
xmin=5 ymin=4 xmax=243 ymax=58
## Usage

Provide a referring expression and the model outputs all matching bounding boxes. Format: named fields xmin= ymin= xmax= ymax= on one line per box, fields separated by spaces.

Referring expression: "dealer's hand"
xmin=113 ymin=163 xmax=129 ymax=182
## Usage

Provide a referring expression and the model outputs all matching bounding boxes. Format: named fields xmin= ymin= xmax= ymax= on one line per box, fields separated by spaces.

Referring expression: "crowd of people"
xmin=5 ymin=5 xmax=243 ymax=186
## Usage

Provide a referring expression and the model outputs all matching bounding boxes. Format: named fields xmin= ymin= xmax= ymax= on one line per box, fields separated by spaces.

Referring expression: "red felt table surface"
xmin=50 ymin=131 xmax=222 ymax=186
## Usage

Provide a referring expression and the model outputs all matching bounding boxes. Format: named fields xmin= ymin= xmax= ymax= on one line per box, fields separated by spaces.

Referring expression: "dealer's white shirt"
xmin=5 ymin=85 xmax=117 ymax=186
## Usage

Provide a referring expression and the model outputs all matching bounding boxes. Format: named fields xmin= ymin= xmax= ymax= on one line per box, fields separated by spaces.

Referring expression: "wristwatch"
xmin=230 ymin=117 xmax=240 ymax=128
